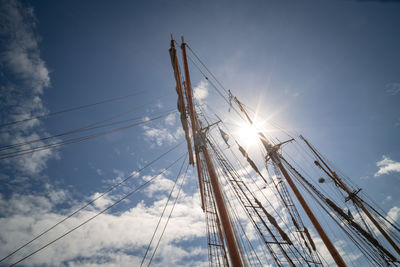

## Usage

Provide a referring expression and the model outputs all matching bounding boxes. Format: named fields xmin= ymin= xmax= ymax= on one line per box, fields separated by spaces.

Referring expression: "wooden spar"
xmin=180 ymin=36 xmax=197 ymax=144
xmin=169 ymin=36 xmax=195 ymax=165
xmin=169 ymin=35 xmax=205 ymax=211
xmin=195 ymin=152 xmax=205 ymax=211
xmin=275 ymin=162 xmax=346 ymax=267
xmin=202 ymin=146 xmax=244 ymax=267
xmin=301 ymin=135 xmax=400 ymax=257
xmin=234 ymin=98 xmax=347 ymax=267
xmin=180 ymin=36 xmax=244 ymax=267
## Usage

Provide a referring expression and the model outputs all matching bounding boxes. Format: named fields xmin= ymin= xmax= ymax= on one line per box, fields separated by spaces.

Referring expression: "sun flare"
xmin=236 ymin=118 xmax=266 ymax=148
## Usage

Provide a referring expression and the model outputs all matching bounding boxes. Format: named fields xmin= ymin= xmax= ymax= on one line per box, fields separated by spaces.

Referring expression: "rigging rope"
xmin=185 ymin=53 xmax=246 ymax=123
xmin=140 ymin=156 xmax=188 ymax=267
xmin=205 ymin=108 xmax=324 ymax=264
xmin=0 ymin=142 xmax=184 ymax=264
xmin=0 ymin=90 xmax=151 ymax=128
xmin=146 ymin=163 xmax=190 ymax=266
xmin=8 ymin=153 xmax=186 ymax=267
xmin=0 ymin=110 xmax=177 ymax=160
xmin=0 ymin=107 xmax=175 ymax=152
xmin=186 ymin=45 xmax=229 ymax=96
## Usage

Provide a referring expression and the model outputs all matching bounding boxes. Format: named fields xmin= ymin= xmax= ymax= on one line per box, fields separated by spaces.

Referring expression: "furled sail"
xmin=235 ymin=140 xmax=264 ymax=179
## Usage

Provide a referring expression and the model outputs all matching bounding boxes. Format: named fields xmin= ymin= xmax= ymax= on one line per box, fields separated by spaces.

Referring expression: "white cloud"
xmin=0 ymin=0 xmax=55 ymax=175
xmin=142 ymin=125 xmax=183 ymax=147
xmin=113 ymin=168 xmax=125 ymax=178
xmin=96 ymin=169 xmax=103 ymax=176
xmin=165 ymin=112 xmax=177 ymax=126
xmin=193 ymin=80 xmax=209 ymax=102
xmin=143 ymin=174 xmax=175 ymax=198
xmin=90 ymin=192 xmax=115 ymax=210
xmin=382 ymin=195 xmax=392 ymax=204
xmin=1 ymin=1 xmax=50 ymax=95
xmin=374 ymin=155 xmax=400 ymax=177
xmin=0 ymin=187 xmax=207 ymax=266
xmin=387 ymin=206 xmax=400 ymax=223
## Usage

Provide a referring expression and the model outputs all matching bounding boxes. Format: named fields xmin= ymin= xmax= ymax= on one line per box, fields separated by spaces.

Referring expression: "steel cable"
xmin=0 ymin=90 xmax=154 ymax=128
xmin=146 ymin=163 xmax=190 ymax=267
xmin=0 ymin=111 xmax=177 ymax=160
xmin=0 ymin=142 xmax=184 ymax=264
xmin=8 ymin=153 xmax=186 ymax=267
xmin=140 ymin=156 xmax=187 ymax=266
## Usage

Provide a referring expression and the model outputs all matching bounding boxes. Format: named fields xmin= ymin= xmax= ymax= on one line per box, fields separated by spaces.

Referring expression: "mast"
xmin=301 ymin=135 xmax=400 ymax=257
xmin=234 ymin=98 xmax=347 ymax=267
xmin=180 ymin=36 xmax=244 ymax=267
xmin=169 ymin=35 xmax=205 ymax=211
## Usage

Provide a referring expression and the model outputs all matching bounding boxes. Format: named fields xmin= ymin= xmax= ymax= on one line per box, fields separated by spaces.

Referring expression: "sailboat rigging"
xmin=169 ymin=35 xmax=400 ymax=266
xmin=2 ymin=36 xmax=400 ymax=267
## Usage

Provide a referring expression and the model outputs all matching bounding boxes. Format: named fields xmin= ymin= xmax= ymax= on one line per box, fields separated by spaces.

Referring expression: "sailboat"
xmin=2 ymin=36 xmax=400 ymax=266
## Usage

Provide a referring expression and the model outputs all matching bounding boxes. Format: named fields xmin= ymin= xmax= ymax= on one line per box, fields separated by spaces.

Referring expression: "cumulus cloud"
xmin=374 ymin=155 xmax=400 ymax=177
xmin=142 ymin=125 xmax=183 ymax=147
xmin=0 ymin=185 xmax=206 ymax=266
xmin=165 ymin=113 xmax=177 ymax=126
xmin=143 ymin=173 xmax=175 ymax=198
xmin=387 ymin=206 xmax=400 ymax=223
xmin=193 ymin=80 xmax=209 ymax=103
xmin=0 ymin=0 xmax=55 ymax=175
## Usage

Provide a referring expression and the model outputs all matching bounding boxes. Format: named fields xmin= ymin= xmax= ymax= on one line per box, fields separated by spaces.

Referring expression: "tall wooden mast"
xmin=234 ymin=98 xmax=347 ymax=267
xmin=179 ymin=36 xmax=244 ymax=267
xmin=301 ymin=135 xmax=400 ymax=257
xmin=169 ymin=35 xmax=205 ymax=211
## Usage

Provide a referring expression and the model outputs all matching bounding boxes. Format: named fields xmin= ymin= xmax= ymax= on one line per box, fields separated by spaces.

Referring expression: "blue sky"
xmin=0 ymin=0 xmax=400 ymax=266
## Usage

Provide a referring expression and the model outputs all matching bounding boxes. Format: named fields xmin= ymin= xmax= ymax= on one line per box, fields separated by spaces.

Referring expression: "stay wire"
xmin=212 ymin=155 xmax=263 ymax=266
xmin=0 ymin=111 xmax=177 ymax=160
xmin=0 ymin=114 xmax=167 ymax=159
xmin=147 ymin=163 xmax=190 ymax=267
xmin=0 ymin=141 xmax=184 ymax=264
xmin=0 ymin=90 xmax=150 ymax=128
xmin=186 ymin=45 xmax=229 ymax=96
xmin=140 ymin=156 xmax=188 ymax=267
xmin=208 ymin=108 xmax=307 ymax=250
xmin=287 ymin=164 xmax=381 ymax=266
xmin=0 ymin=107 xmax=175 ymax=152
xmin=8 ymin=152 xmax=187 ymax=267
xmin=191 ymin=51 xmax=382 ymax=264
xmin=186 ymin=54 xmax=246 ymax=123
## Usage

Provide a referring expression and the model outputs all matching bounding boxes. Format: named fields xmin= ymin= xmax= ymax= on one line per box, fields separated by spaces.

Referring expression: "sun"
xmin=236 ymin=118 xmax=265 ymax=148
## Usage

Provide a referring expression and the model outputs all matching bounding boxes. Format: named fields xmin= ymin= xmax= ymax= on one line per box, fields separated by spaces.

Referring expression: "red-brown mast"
xmin=301 ymin=135 xmax=400 ymax=257
xmin=234 ymin=98 xmax=347 ymax=267
xmin=180 ymin=36 xmax=244 ymax=267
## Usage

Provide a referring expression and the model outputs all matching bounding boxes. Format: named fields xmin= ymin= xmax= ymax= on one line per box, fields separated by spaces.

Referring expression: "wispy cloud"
xmin=395 ymin=118 xmax=400 ymax=127
xmin=382 ymin=195 xmax=392 ymax=204
xmin=386 ymin=83 xmax=400 ymax=95
xmin=374 ymin=155 xmax=400 ymax=177
xmin=0 ymin=0 xmax=55 ymax=175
